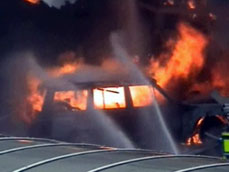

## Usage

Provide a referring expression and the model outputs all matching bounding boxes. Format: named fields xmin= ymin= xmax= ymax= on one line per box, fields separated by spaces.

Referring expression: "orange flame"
xmin=26 ymin=75 xmax=46 ymax=123
xmin=186 ymin=133 xmax=202 ymax=146
xmin=190 ymin=59 xmax=229 ymax=97
xmin=93 ymin=87 xmax=126 ymax=109
xmin=148 ymin=23 xmax=208 ymax=88
xmin=211 ymin=71 xmax=229 ymax=96
xmin=196 ymin=117 xmax=204 ymax=126
xmin=53 ymin=86 xmax=158 ymax=111
xmin=54 ymin=90 xmax=88 ymax=111
xmin=186 ymin=115 xmax=228 ymax=146
xmin=24 ymin=0 xmax=40 ymax=5
xmin=216 ymin=115 xmax=229 ymax=125
xmin=186 ymin=117 xmax=204 ymax=146
xmin=49 ymin=62 xmax=81 ymax=77
xmin=187 ymin=0 xmax=196 ymax=9
xmin=129 ymin=85 xmax=154 ymax=107
xmin=22 ymin=56 xmax=82 ymax=123
xmin=47 ymin=52 xmax=83 ymax=77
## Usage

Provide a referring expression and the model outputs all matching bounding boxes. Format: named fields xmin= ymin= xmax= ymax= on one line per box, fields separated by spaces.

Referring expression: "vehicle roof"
xmin=0 ymin=136 xmax=228 ymax=172
xmin=43 ymin=79 xmax=153 ymax=91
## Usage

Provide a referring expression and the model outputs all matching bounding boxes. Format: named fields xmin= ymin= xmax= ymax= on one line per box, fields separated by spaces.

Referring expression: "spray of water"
xmin=111 ymin=0 xmax=180 ymax=154
xmin=152 ymin=88 xmax=179 ymax=154
xmin=110 ymin=32 xmax=179 ymax=154
xmin=42 ymin=0 xmax=77 ymax=9
xmin=87 ymin=104 xmax=135 ymax=148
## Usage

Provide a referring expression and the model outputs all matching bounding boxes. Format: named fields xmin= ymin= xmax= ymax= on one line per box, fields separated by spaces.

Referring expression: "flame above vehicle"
xmin=187 ymin=0 xmax=196 ymax=10
xmin=48 ymin=61 xmax=82 ymax=77
xmin=148 ymin=22 xmax=208 ymax=89
xmin=24 ymin=0 xmax=40 ymax=5
xmin=190 ymin=59 xmax=229 ymax=97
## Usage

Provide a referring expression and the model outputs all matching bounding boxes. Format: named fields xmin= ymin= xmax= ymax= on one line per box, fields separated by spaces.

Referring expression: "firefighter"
xmin=222 ymin=132 xmax=229 ymax=159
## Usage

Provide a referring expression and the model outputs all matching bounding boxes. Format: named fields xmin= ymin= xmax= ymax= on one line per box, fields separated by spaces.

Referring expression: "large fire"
xmin=148 ymin=23 xmax=208 ymax=89
xmin=24 ymin=23 xmax=210 ymax=122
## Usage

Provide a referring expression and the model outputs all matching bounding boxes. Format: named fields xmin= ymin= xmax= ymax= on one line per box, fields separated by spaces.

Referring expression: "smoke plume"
xmin=42 ymin=0 xmax=77 ymax=8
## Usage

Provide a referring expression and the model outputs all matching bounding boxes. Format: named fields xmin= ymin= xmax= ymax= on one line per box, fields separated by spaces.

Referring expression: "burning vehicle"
xmin=26 ymin=63 xmax=229 ymax=154
xmin=28 ymin=70 xmax=184 ymax=150
xmin=21 ymin=19 xmax=229 ymax=153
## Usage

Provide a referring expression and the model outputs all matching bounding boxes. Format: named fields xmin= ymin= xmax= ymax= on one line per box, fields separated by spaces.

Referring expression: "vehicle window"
xmin=129 ymin=85 xmax=154 ymax=107
xmin=93 ymin=87 xmax=126 ymax=109
xmin=53 ymin=90 xmax=88 ymax=111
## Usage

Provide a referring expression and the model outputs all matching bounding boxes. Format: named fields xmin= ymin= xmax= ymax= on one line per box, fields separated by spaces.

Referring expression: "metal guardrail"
xmin=0 ymin=137 xmax=225 ymax=172
xmin=0 ymin=137 xmax=60 ymax=143
xmin=0 ymin=143 xmax=102 ymax=155
xmin=12 ymin=149 xmax=113 ymax=172
xmin=11 ymin=148 xmax=166 ymax=172
xmin=174 ymin=162 xmax=229 ymax=172
xmin=87 ymin=155 xmax=223 ymax=172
